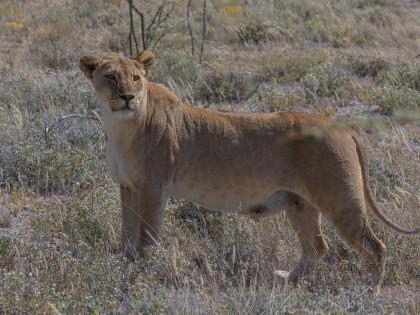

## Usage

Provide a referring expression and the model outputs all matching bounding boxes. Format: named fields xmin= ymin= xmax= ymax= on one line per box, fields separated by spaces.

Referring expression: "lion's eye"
xmin=133 ymin=74 xmax=140 ymax=82
xmin=106 ymin=74 xmax=116 ymax=81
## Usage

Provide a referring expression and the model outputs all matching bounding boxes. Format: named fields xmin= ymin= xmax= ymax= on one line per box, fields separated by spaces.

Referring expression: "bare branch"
xmin=127 ymin=0 xmax=175 ymax=53
xmin=199 ymin=0 xmax=207 ymax=64
xmin=147 ymin=2 xmax=166 ymax=34
xmin=150 ymin=20 xmax=183 ymax=50
xmin=44 ymin=114 xmax=101 ymax=138
xmin=128 ymin=0 xmax=139 ymax=55
xmin=130 ymin=3 xmax=147 ymax=50
xmin=146 ymin=1 xmax=174 ymax=48
xmin=187 ymin=0 xmax=195 ymax=56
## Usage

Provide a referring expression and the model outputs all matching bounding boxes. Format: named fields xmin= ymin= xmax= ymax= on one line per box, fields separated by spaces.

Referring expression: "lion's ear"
xmin=133 ymin=50 xmax=155 ymax=75
xmin=79 ymin=56 xmax=103 ymax=80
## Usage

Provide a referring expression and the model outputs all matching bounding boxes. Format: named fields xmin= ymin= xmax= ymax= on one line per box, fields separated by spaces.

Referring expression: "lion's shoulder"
xmin=148 ymin=82 xmax=184 ymax=109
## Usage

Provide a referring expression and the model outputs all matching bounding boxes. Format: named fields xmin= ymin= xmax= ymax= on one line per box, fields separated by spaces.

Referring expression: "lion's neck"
xmin=146 ymin=82 xmax=235 ymax=138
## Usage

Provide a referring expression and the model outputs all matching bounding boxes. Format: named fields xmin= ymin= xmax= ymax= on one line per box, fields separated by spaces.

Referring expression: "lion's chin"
xmin=113 ymin=109 xmax=135 ymax=119
xmin=108 ymin=102 xmax=137 ymax=119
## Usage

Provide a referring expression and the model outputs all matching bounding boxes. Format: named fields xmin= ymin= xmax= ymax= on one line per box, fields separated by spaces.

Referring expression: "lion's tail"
xmin=352 ymin=133 xmax=420 ymax=235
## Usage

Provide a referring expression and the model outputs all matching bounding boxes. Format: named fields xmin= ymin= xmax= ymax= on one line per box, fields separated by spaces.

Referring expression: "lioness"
xmin=79 ymin=50 xmax=419 ymax=287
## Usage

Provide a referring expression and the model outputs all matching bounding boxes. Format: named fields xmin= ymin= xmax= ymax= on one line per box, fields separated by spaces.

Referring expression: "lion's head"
xmin=79 ymin=50 xmax=155 ymax=118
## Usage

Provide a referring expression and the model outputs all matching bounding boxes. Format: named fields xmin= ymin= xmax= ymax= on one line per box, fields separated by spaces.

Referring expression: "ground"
xmin=0 ymin=0 xmax=419 ymax=314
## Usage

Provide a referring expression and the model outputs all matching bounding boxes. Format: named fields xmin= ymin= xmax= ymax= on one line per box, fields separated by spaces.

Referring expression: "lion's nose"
xmin=119 ymin=94 xmax=135 ymax=104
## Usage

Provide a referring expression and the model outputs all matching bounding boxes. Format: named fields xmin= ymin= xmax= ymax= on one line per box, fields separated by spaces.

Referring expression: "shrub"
xmin=378 ymin=62 xmax=420 ymax=91
xmin=257 ymin=49 xmax=330 ymax=83
xmin=236 ymin=21 xmax=276 ymax=44
xmin=301 ymin=62 xmax=352 ymax=97
xmin=345 ymin=55 xmax=389 ymax=78
xmin=369 ymin=86 xmax=420 ymax=114
xmin=248 ymin=83 xmax=305 ymax=112
xmin=197 ymin=69 xmax=261 ymax=103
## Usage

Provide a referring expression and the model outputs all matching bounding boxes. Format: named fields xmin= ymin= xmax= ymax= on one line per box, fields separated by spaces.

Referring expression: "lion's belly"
xmin=170 ymin=180 xmax=291 ymax=217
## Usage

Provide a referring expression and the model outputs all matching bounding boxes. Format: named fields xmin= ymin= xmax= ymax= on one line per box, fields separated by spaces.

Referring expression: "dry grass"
xmin=0 ymin=0 xmax=419 ymax=314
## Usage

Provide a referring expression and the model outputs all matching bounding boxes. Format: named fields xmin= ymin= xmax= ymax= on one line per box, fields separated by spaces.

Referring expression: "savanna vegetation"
xmin=0 ymin=0 xmax=419 ymax=313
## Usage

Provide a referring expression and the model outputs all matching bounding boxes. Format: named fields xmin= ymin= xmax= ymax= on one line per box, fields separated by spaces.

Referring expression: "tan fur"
xmin=79 ymin=51 xmax=420 ymax=286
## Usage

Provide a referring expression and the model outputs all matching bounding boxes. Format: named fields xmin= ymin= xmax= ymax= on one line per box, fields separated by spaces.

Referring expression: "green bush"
xmin=345 ymin=55 xmax=389 ymax=77
xmin=236 ymin=21 xmax=276 ymax=44
xmin=258 ymin=49 xmax=330 ymax=83
xmin=369 ymin=86 xmax=420 ymax=114
xmin=197 ymin=70 xmax=261 ymax=103
xmin=248 ymin=83 xmax=305 ymax=112
xmin=378 ymin=62 xmax=420 ymax=91
xmin=302 ymin=62 xmax=352 ymax=97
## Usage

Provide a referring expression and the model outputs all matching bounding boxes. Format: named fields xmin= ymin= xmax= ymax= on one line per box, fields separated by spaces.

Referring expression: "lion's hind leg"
xmin=283 ymin=197 xmax=329 ymax=284
xmin=324 ymin=204 xmax=386 ymax=288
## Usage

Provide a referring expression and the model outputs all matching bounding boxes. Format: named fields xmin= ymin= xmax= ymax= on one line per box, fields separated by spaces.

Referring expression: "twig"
xmin=147 ymin=2 xmax=166 ymax=35
xmin=199 ymin=0 xmax=207 ymax=64
xmin=187 ymin=0 xmax=195 ymax=56
xmin=128 ymin=0 xmax=139 ymax=55
xmin=129 ymin=1 xmax=147 ymax=51
xmin=150 ymin=21 xmax=182 ymax=50
xmin=44 ymin=114 xmax=101 ymax=138
xmin=127 ymin=0 xmax=174 ymax=53
xmin=145 ymin=1 xmax=174 ymax=48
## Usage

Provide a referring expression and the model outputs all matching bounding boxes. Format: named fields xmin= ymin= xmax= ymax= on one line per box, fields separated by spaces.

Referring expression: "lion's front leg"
xmin=120 ymin=184 xmax=167 ymax=260
xmin=120 ymin=185 xmax=141 ymax=261
xmin=138 ymin=189 xmax=167 ymax=257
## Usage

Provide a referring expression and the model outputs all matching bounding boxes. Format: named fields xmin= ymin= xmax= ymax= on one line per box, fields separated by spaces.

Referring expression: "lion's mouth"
xmin=111 ymin=104 xmax=132 ymax=112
